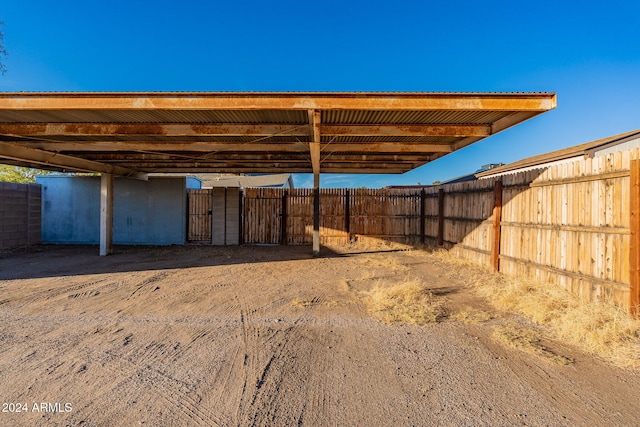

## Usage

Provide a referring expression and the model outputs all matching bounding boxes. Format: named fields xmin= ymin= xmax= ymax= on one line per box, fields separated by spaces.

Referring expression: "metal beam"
xmin=321 ymin=124 xmax=491 ymax=137
xmin=77 ymin=153 xmax=435 ymax=162
xmin=451 ymin=136 xmax=484 ymax=152
xmin=0 ymin=123 xmax=490 ymax=137
xmin=0 ymin=142 xmax=148 ymax=180
xmin=0 ymin=123 xmax=310 ymax=137
xmin=491 ymin=111 xmax=540 ymax=134
xmin=309 ymin=110 xmax=321 ymax=175
xmin=0 ymin=92 xmax=558 ymax=111
xmin=144 ymin=167 xmax=410 ymax=174
xmin=88 ymin=161 xmax=416 ymax=170
xmin=15 ymin=141 xmax=455 ymax=153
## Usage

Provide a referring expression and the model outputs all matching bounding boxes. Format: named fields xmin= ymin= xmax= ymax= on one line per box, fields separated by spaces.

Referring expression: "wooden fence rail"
xmin=435 ymin=149 xmax=635 ymax=310
xmin=0 ymin=182 xmax=41 ymax=249
xmin=191 ymin=148 xmax=639 ymax=311
xmin=242 ymin=188 xmax=423 ymax=245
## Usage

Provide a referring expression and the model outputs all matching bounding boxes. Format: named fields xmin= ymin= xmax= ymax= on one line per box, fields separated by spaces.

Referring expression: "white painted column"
xmin=100 ymin=173 xmax=114 ymax=256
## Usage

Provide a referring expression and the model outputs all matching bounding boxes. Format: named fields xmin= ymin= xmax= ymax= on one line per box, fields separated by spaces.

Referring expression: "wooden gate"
xmin=243 ymin=188 xmax=283 ymax=244
xmin=188 ymin=190 xmax=213 ymax=241
xmin=187 ymin=188 xmax=241 ymax=244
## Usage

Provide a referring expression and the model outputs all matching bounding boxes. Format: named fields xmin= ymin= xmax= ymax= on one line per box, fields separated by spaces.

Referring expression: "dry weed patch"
xmin=364 ymin=279 xmax=446 ymax=325
xmin=451 ymin=306 xmax=494 ymax=324
xmin=420 ymin=248 xmax=640 ymax=369
xmin=493 ymin=324 xmax=574 ymax=365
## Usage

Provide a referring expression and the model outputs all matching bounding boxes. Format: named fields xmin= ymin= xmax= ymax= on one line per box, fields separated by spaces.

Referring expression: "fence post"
xmin=630 ymin=159 xmax=640 ymax=316
xmin=281 ymin=190 xmax=288 ymax=245
xmin=26 ymin=184 xmax=31 ymax=246
xmin=491 ymin=180 xmax=503 ymax=272
xmin=239 ymin=189 xmax=244 ymax=245
xmin=345 ymin=189 xmax=351 ymax=242
xmin=437 ymin=188 xmax=444 ymax=246
xmin=313 ymin=187 xmax=320 ymax=255
xmin=420 ymin=189 xmax=426 ymax=244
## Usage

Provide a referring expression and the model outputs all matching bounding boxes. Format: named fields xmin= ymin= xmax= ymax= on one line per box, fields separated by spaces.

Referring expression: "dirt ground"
xmin=0 ymin=244 xmax=639 ymax=427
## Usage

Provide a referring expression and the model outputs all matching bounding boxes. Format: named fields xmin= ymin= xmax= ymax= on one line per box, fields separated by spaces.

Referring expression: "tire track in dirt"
xmin=471 ymin=327 xmax=614 ymax=425
xmin=115 ymin=319 xmax=244 ymax=425
xmin=3 ymin=246 xmax=639 ymax=426
xmin=232 ymin=272 xmax=334 ymax=426
xmin=114 ymin=270 xmax=247 ymax=426
xmin=126 ymin=271 xmax=169 ymax=299
xmin=93 ymin=337 xmax=222 ymax=426
xmin=6 ymin=276 xmax=110 ymax=308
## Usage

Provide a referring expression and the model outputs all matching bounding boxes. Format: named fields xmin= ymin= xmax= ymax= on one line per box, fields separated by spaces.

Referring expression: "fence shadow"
xmin=4 ymin=147 xmax=634 ymax=312
xmin=0 ymin=242 xmax=423 ymax=280
xmin=0 ymin=244 xmax=348 ymax=280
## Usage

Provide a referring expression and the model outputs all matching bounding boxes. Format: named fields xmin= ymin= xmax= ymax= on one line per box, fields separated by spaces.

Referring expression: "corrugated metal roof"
xmin=0 ymin=92 xmax=556 ymax=175
xmin=0 ymin=109 xmax=309 ymax=124
xmin=323 ymin=136 xmax=458 ymax=144
xmin=322 ymin=110 xmax=511 ymax=125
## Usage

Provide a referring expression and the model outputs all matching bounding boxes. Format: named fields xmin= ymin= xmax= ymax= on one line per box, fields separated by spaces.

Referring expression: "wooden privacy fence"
xmin=189 ymin=148 xmax=640 ymax=312
xmin=242 ymin=188 xmax=424 ymax=245
xmin=430 ymin=149 xmax=638 ymax=312
xmin=0 ymin=182 xmax=41 ymax=250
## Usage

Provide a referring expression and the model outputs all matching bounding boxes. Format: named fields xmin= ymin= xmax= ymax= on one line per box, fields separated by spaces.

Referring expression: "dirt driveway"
xmin=0 ymin=244 xmax=638 ymax=426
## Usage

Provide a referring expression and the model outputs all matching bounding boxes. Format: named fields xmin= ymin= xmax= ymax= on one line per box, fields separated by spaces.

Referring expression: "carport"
xmin=0 ymin=92 xmax=556 ymax=255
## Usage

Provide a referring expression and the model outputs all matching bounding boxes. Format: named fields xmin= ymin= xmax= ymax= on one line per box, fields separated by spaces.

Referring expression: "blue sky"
xmin=1 ymin=0 xmax=639 ymax=188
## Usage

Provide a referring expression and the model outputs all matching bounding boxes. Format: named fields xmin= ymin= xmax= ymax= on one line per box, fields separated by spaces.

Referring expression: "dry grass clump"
xmin=493 ymin=324 xmax=574 ymax=365
xmin=364 ymin=279 xmax=446 ymax=325
xmin=424 ymin=248 xmax=640 ymax=369
xmin=451 ymin=306 xmax=494 ymax=324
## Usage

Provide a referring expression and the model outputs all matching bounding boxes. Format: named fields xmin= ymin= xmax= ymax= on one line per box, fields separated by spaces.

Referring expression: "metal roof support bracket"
xmin=0 ymin=141 xmax=148 ymax=180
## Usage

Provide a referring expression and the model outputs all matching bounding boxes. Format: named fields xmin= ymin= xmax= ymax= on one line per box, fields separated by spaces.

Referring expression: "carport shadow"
xmin=0 ymin=244 xmax=348 ymax=280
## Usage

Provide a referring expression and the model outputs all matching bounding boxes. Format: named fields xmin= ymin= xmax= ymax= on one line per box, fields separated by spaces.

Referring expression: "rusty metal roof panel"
xmin=322 ymin=110 xmax=512 ymax=125
xmin=0 ymin=92 xmax=556 ymax=175
xmin=0 ymin=109 xmax=308 ymax=124
xmin=324 ymin=136 xmax=459 ymax=144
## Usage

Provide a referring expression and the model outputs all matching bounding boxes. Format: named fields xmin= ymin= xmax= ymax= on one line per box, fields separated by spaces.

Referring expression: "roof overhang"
xmin=0 ymin=92 xmax=556 ymax=178
xmin=475 ymin=128 xmax=640 ymax=178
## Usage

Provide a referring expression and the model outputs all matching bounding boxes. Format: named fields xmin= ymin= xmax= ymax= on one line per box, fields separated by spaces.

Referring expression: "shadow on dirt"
xmin=0 ymin=243 xmax=412 ymax=280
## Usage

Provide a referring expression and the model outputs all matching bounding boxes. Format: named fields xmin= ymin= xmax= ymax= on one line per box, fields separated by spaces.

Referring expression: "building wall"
xmin=594 ymin=136 xmax=640 ymax=157
xmin=0 ymin=182 xmax=41 ymax=249
xmin=38 ymin=176 xmax=186 ymax=245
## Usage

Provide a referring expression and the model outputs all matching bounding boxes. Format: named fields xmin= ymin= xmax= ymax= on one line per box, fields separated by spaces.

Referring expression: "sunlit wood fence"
xmin=424 ymin=149 xmax=637 ymax=311
xmin=189 ymin=148 xmax=640 ymax=312
xmin=242 ymin=188 xmax=423 ymax=246
xmin=0 ymin=182 xmax=41 ymax=249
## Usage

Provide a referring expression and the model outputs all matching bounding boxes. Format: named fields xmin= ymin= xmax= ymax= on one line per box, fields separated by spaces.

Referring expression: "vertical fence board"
xmin=492 ymin=180 xmax=503 ymax=271
xmin=630 ymin=157 xmax=640 ymax=315
xmin=187 ymin=150 xmax=634 ymax=311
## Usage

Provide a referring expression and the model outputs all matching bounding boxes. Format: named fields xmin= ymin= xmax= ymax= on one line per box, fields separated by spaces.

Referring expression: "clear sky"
xmin=1 ymin=1 xmax=639 ymax=188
